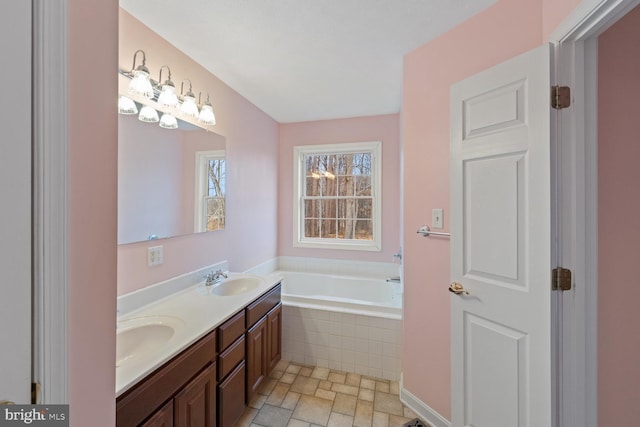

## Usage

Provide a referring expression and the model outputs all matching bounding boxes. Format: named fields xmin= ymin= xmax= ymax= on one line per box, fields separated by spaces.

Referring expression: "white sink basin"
xmin=116 ymin=316 xmax=184 ymax=367
xmin=209 ymin=276 xmax=261 ymax=296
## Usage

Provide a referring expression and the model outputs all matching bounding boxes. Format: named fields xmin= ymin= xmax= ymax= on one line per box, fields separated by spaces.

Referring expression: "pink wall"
xmin=400 ymin=0 xmax=587 ymax=419
xmin=68 ymin=0 xmax=118 ymax=425
xmin=278 ymin=114 xmax=401 ymax=262
xmin=542 ymin=0 xmax=582 ymax=39
xmin=117 ymin=10 xmax=279 ymax=294
xmin=598 ymin=7 xmax=640 ymax=424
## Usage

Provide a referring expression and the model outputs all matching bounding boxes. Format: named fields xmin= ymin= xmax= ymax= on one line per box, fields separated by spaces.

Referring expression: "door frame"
xmin=550 ymin=1 xmax=640 ymax=426
xmin=32 ymin=0 xmax=68 ymax=403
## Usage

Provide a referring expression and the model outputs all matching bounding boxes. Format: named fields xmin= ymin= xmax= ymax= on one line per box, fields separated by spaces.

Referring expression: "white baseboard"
xmin=399 ymin=374 xmax=451 ymax=427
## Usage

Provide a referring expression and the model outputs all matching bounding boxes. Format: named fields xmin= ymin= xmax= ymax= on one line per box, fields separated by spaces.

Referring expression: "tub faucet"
xmin=206 ymin=269 xmax=228 ymax=286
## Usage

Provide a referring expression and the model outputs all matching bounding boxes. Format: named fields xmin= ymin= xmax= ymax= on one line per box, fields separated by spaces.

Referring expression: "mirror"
xmin=118 ymin=109 xmax=226 ymax=245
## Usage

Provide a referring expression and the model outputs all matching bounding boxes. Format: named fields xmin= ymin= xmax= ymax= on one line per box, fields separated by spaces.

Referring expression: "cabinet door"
xmin=267 ymin=303 xmax=282 ymax=373
xmin=218 ymin=361 xmax=246 ymax=427
xmin=174 ymin=363 xmax=216 ymax=427
xmin=141 ymin=400 xmax=173 ymax=427
xmin=246 ymin=316 xmax=268 ymax=402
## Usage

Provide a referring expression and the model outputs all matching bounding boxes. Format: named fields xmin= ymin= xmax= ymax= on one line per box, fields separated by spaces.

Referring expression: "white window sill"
xmin=293 ymin=239 xmax=381 ymax=252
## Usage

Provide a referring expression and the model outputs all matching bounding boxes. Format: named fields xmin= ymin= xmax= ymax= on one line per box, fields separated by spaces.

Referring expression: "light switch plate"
xmin=432 ymin=208 xmax=444 ymax=229
xmin=148 ymin=246 xmax=164 ymax=267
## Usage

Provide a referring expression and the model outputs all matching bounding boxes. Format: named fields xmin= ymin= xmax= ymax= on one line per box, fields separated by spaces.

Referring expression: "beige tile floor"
xmin=237 ymin=360 xmax=427 ymax=427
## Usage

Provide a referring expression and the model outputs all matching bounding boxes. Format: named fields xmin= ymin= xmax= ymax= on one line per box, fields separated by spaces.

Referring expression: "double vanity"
xmin=116 ymin=271 xmax=283 ymax=427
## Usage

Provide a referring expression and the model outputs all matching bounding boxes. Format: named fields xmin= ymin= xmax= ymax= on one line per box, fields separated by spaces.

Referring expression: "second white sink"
xmin=209 ymin=276 xmax=261 ymax=296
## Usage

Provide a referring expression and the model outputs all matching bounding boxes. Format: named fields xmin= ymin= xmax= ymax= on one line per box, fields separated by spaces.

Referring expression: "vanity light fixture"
xmin=128 ymin=50 xmax=154 ymax=99
xmin=138 ymin=105 xmax=159 ymax=123
xmin=179 ymin=79 xmax=199 ymax=118
xmin=157 ymin=66 xmax=178 ymax=108
xmin=159 ymin=113 xmax=178 ymax=129
xmin=118 ymin=95 xmax=138 ymax=115
xmin=119 ymin=49 xmax=218 ymax=129
xmin=197 ymin=92 xmax=216 ymax=126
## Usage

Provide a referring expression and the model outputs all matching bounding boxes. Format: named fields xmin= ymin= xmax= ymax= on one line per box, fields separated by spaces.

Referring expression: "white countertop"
xmin=116 ymin=272 xmax=283 ymax=397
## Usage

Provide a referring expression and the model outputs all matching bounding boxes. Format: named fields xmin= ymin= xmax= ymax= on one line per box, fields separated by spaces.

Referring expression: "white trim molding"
xmin=550 ymin=1 xmax=640 ymax=426
xmin=193 ymin=149 xmax=226 ymax=233
xmin=399 ymin=375 xmax=451 ymax=427
xmin=32 ymin=0 xmax=68 ymax=404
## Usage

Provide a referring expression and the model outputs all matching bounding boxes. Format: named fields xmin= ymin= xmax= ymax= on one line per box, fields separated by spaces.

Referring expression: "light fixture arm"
xmin=180 ymin=79 xmax=195 ymax=97
xmin=158 ymin=65 xmax=173 ymax=86
xmin=198 ymin=91 xmax=212 ymax=107
xmin=131 ymin=49 xmax=149 ymax=74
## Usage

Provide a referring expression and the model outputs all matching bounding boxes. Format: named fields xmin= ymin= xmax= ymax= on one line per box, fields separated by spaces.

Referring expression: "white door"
xmin=0 ymin=0 xmax=32 ymax=404
xmin=450 ymin=45 xmax=553 ymax=427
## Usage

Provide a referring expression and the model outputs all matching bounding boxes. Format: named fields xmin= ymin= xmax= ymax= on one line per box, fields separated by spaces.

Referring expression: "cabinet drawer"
xmin=218 ymin=361 xmax=246 ymax=427
xmin=217 ymin=310 xmax=245 ymax=352
xmin=217 ymin=335 xmax=245 ymax=381
xmin=246 ymin=284 xmax=281 ymax=328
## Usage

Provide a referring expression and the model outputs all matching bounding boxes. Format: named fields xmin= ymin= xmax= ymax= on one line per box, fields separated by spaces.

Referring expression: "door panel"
xmin=450 ymin=44 xmax=553 ymax=427
xmin=465 ymin=314 xmax=528 ymax=426
xmin=465 ymin=154 xmax=523 ymax=283
xmin=0 ymin=0 xmax=32 ymax=404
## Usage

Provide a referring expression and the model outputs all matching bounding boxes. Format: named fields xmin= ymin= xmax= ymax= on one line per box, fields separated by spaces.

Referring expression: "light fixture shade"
xmin=158 ymin=85 xmax=178 ymax=107
xmin=198 ymin=104 xmax=216 ymax=125
xmin=118 ymin=96 xmax=138 ymax=115
xmin=159 ymin=113 xmax=178 ymax=129
xmin=138 ymin=105 xmax=159 ymax=123
xmin=179 ymin=95 xmax=199 ymax=118
xmin=129 ymin=68 xmax=154 ymax=99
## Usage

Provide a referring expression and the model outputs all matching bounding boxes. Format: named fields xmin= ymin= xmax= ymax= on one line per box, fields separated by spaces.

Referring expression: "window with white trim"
xmin=194 ymin=150 xmax=225 ymax=232
xmin=293 ymin=141 xmax=381 ymax=251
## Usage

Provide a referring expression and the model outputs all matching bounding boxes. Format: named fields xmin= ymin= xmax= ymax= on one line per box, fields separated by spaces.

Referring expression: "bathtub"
xmin=277 ymin=270 xmax=402 ymax=380
xmin=279 ymin=271 xmax=402 ymax=319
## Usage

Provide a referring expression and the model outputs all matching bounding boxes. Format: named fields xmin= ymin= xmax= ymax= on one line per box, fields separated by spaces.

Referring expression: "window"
xmin=293 ymin=141 xmax=381 ymax=251
xmin=195 ymin=150 xmax=226 ymax=232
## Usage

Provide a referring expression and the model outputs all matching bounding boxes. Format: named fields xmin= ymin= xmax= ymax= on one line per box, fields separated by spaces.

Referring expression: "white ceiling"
xmin=120 ymin=0 xmax=497 ymax=123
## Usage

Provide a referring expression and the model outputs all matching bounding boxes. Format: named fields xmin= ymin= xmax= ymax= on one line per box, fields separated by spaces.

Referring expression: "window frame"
xmin=293 ymin=141 xmax=382 ymax=251
xmin=194 ymin=149 xmax=226 ymax=233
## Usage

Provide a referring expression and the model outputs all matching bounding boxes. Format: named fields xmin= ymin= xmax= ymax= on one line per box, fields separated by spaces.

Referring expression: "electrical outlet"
xmin=432 ymin=208 xmax=444 ymax=229
xmin=147 ymin=246 xmax=164 ymax=267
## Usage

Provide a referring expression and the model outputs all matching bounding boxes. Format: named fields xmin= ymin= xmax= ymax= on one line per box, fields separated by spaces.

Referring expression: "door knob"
xmin=449 ymin=282 xmax=469 ymax=295
xmin=0 ymin=401 xmax=15 ymax=405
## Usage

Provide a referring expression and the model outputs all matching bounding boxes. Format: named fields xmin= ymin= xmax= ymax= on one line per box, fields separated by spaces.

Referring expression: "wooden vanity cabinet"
xmin=217 ymin=361 xmax=246 ymax=427
xmin=140 ymin=400 xmax=173 ymax=427
xmin=174 ymin=364 xmax=217 ymax=427
xmin=117 ymin=282 xmax=282 ymax=427
xmin=116 ymin=330 xmax=217 ymax=427
xmin=267 ymin=303 xmax=282 ymax=372
xmin=246 ymin=284 xmax=282 ymax=402
xmin=246 ymin=316 xmax=268 ymax=400
xmin=216 ymin=312 xmax=246 ymax=427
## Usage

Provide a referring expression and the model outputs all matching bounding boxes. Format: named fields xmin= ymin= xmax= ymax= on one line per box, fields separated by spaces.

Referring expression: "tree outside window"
xmin=195 ymin=150 xmax=225 ymax=232
xmin=294 ymin=142 xmax=381 ymax=251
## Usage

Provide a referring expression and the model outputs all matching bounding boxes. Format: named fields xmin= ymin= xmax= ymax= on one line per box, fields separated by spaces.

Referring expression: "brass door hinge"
xmin=552 ymin=86 xmax=571 ymax=109
xmin=552 ymin=267 xmax=572 ymax=291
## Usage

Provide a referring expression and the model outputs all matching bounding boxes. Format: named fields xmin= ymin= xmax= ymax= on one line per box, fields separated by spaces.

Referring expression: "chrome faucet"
xmin=205 ymin=269 xmax=228 ymax=286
